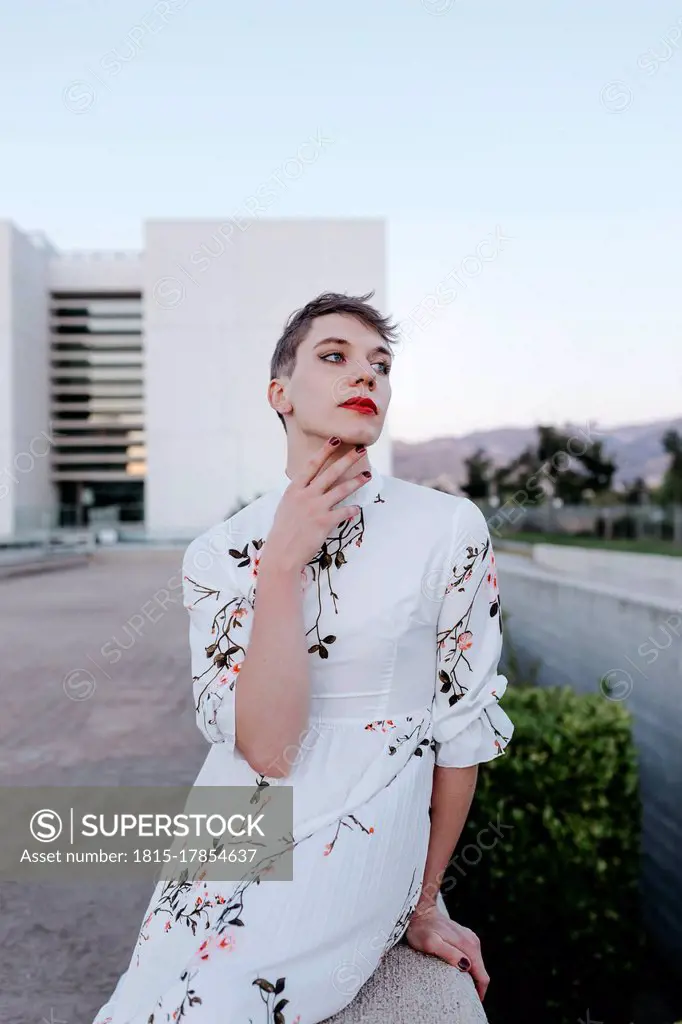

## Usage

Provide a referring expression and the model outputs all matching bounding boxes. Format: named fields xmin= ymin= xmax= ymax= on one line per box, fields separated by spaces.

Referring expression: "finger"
xmin=429 ymin=936 xmax=489 ymax=1002
xmin=313 ymin=445 xmax=367 ymax=496
xmin=326 ymin=470 xmax=372 ymax=511
xmin=297 ymin=437 xmax=344 ymax=488
xmin=421 ymin=934 xmax=471 ymax=971
xmin=445 ymin=927 xmax=480 ymax=966
xmin=442 ymin=926 xmax=488 ymax=1001
xmin=465 ymin=951 xmax=489 ymax=1003
xmin=332 ymin=505 xmax=362 ymax=527
xmin=472 ymin=969 xmax=489 ymax=1003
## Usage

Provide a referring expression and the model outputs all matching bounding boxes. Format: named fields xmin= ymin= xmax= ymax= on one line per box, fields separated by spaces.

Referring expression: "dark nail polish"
xmin=355 ymin=445 xmax=366 ymax=453
xmin=329 ymin=437 xmax=341 ymax=446
xmin=362 ymin=470 xmax=371 ymax=478
xmin=457 ymin=957 xmax=471 ymax=971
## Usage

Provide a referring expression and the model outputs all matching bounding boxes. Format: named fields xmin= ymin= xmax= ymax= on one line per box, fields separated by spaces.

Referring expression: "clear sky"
xmin=2 ymin=0 xmax=681 ymax=441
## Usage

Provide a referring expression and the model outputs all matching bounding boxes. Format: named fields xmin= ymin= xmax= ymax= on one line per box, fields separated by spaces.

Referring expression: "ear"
xmin=267 ymin=378 xmax=291 ymax=416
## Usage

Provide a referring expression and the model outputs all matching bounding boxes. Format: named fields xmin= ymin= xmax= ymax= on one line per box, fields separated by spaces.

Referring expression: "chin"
xmin=337 ymin=421 xmax=381 ymax=445
xmin=316 ymin=408 xmax=383 ymax=445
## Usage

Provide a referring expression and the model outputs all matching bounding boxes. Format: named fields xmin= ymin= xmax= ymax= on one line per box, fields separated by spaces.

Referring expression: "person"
xmin=92 ymin=291 xmax=513 ymax=1024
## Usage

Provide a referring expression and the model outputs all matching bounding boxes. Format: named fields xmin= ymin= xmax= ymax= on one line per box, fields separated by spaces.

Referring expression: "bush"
xmin=442 ymin=686 xmax=643 ymax=1023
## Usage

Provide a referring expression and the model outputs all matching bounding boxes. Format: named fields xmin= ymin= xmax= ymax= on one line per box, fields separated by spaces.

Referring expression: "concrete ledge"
xmin=497 ymin=550 xmax=682 ymax=614
xmin=323 ymin=896 xmax=487 ymax=1023
xmin=532 ymin=542 xmax=682 ymax=602
xmin=0 ymin=553 xmax=91 ymax=579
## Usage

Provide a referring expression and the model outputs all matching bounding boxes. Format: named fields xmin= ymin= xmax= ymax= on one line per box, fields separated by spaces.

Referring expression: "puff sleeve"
xmin=431 ymin=499 xmax=514 ymax=768
xmin=182 ymin=534 xmax=254 ymax=753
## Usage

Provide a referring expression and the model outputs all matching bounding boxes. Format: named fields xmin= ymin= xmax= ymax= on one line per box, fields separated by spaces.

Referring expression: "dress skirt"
xmin=93 ymin=710 xmax=436 ymax=1024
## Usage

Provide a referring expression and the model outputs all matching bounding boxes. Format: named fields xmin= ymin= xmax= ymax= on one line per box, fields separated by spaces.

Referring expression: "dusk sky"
xmin=2 ymin=0 xmax=680 ymax=440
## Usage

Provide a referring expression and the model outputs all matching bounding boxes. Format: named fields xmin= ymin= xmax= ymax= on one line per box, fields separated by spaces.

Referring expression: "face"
xmin=273 ymin=312 xmax=392 ymax=445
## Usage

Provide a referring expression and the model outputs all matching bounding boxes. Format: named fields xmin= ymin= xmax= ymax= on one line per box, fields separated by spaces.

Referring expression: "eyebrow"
xmin=313 ymin=337 xmax=393 ymax=361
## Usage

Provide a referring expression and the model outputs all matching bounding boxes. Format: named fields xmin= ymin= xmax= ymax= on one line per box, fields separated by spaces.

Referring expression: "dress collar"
xmin=270 ymin=458 xmax=384 ymax=508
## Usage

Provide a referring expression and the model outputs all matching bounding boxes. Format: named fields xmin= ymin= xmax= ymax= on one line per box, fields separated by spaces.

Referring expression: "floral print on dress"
xmin=228 ymin=537 xmax=264 ymax=572
xmin=437 ymin=539 xmax=494 ymax=708
xmin=304 ymin=513 xmax=366 ymax=659
xmin=383 ymin=868 xmax=422 ymax=954
xmin=184 ymin=576 xmax=251 ymax=743
xmin=227 ymin=526 xmax=365 ymax=661
xmin=323 ymin=813 xmax=375 ymax=857
xmin=251 ymin=976 xmax=299 ymax=1024
xmin=432 ymin=507 xmax=513 ymax=767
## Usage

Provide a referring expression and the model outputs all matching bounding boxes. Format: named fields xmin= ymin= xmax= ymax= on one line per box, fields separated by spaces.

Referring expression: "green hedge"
xmin=442 ymin=685 xmax=643 ymax=1023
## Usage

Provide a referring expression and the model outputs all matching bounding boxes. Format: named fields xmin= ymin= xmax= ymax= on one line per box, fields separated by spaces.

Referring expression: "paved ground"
xmin=0 ymin=551 xmax=208 ymax=1024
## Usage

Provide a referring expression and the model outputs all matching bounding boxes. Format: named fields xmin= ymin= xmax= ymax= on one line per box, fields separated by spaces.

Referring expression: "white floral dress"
xmin=92 ymin=462 xmax=513 ymax=1024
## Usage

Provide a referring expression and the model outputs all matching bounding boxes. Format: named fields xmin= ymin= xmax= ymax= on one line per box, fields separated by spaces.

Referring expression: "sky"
xmin=1 ymin=0 xmax=681 ymax=442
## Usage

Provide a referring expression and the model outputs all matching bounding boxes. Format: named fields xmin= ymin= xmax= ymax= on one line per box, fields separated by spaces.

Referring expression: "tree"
xmin=461 ymin=448 xmax=492 ymax=499
xmin=659 ymin=429 xmax=682 ymax=504
xmin=578 ymin=438 xmax=616 ymax=497
xmin=536 ymin=426 xmax=616 ymax=504
xmin=493 ymin=446 xmax=542 ymax=503
xmin=623 ymin=477 xmax=648 ymax=506
xmin=490 ymin=425 xmax=619 ymax=506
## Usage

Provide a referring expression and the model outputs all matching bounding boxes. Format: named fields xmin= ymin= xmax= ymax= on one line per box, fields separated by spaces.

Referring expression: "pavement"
xmin=0 ymin=550 xmax=208 ymax=1024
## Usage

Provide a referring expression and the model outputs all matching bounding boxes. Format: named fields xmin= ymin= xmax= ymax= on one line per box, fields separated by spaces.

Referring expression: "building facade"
xmin=0 ymin=218 xmax=391 ymax=539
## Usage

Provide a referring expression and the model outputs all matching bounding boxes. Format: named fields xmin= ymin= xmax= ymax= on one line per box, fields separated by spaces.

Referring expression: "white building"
xmin=0 ymin=218 xmax=391 ymax=539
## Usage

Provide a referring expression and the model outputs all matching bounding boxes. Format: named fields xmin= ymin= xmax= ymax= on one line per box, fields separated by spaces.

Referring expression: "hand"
xmin=405 ymin=904 xmax=490 ymax=1002
xmin=263 ymin=438 xmax=371 ymax=571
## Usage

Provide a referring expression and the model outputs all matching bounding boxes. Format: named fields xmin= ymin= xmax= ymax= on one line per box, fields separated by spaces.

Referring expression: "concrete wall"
xmin=0 ymin=223 xmax=14 ymax=536
xmin=143 ymin=218 xmax=391 ymax=537
xmin=49 ymin=251 xmax=142 ymax=293
xmin=11 ymin=229 xmax=54 ymax=531
xmin=531 ymin=542 xmax=682 ymax=601
xmin=0 ymin=222 xmax=54 ymax=536
xmin=497 ymin=552 xmax=682 ymax=966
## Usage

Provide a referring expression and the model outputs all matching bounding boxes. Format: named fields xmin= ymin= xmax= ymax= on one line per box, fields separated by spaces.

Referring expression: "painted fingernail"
xmin=355 ymin=444 xmax=366 ymax=453
xmin=362 ymin=470 xmax=371 ymax=478
xmin=329 ymin=437 xmax=341 ymax=446
xmin=457 ymin=957 xmax=471 ymax=971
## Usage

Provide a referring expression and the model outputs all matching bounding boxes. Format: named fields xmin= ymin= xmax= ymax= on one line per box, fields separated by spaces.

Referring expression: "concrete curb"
xmin=0 ymin=554 xmax=91 ymax=580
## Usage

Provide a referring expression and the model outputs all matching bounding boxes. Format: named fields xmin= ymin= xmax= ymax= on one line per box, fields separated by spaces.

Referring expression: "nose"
xmin=352 ymin=367 xmax=376 ymax=389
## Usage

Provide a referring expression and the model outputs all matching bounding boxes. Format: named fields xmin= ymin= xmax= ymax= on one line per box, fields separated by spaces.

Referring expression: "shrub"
xmin=442 ymin=686 xmax=643 ymax=1023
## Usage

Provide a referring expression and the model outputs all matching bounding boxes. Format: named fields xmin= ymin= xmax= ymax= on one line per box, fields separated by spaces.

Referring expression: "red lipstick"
xmin=340 ymin=397 xmax=378 ymax=415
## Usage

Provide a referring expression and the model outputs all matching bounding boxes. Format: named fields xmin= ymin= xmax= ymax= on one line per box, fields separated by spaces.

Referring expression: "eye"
xmin=320 ymin=352 xmax=391 ymax=375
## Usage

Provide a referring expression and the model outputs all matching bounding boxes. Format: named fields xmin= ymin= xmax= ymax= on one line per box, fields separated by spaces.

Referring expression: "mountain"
xmin=393 ymin=417 xmax=682 ymax=491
